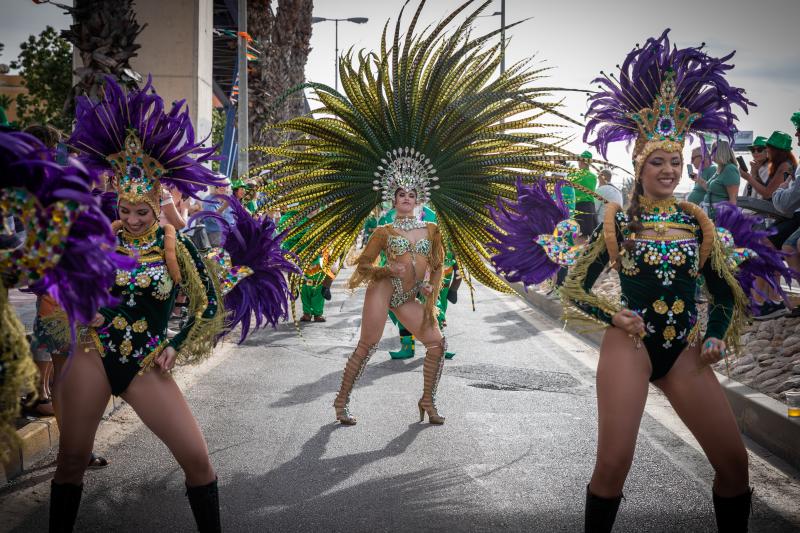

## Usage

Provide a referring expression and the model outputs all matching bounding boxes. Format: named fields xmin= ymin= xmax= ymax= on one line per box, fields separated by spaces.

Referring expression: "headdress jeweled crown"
xmin=583 ymin=29 xmax=753 ymax=175
xmin=107 ymin=132 xmax=166 ymax=212
xmin=373 ymin=147 xmax=438 ymax=204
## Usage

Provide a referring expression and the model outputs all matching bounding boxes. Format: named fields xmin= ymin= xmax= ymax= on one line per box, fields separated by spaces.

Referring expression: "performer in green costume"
xmin=279 ymin=210 xmax=333 ymax=322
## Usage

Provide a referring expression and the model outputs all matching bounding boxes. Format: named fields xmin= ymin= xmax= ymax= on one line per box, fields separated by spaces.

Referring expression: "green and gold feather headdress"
xmin=252 ymin=0 xmax=582 ymax=293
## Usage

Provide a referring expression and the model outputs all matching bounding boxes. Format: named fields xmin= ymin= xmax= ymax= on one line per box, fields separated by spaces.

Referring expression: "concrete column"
xmin=129 ymin=0 xmax=214 ymax=144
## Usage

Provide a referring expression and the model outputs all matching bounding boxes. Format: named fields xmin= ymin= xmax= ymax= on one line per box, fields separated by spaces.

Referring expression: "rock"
xmin=735 ymin=355 xmax=754 ymax=367
xmin=748 ymin=339 xmax=770 ymax=352
xmin=756 ymin=352 xmax=775 ymax=364
xmin=793 ymin=364 xmax=800 ymax=375
xmin=782 ymin=335 xmax=800 ymax=348
xmin=780 ymin=345 xmax=800 ymax=357
xmin=770 ymin=360 xmax=790 ymax=371
xmin=753 ymin=368 xmax=785 ymax=383
xmin=755 ymin=330 xmax=772 ymax=341
xmin=760 ymin=378 xmax=781 ymax=391
xmin=776 ymin=376 xmax=800 ymax=394
xmin=731 ymin=364 xmax=756 ymax=376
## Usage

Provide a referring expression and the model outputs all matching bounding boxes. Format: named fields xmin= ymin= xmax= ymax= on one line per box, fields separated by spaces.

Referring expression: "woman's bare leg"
xmin=53 ymin=347 xmax=111 ymax=485
xmin=393 ymin=300 xmax=445 ymax=423
xmin=333 ymin=280 xmax=393 ymax=424
xmin=653 ymin=344 xmax=749 ymax=496
xmin=589 ymin=327 xmax=652 ymax=498
xmin=121 ymin=370 xmax=215 ymax=486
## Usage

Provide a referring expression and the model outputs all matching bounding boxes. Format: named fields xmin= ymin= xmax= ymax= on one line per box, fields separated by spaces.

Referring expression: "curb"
xmin=510 ymin=282 xmax=800 ymax=472
xmin=1 ymin=396 xmax=120 ymax=484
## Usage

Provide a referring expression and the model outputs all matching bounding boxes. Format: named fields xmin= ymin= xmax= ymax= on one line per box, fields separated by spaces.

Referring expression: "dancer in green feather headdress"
xmin=253 ymin=0 xmax=580 ymax=426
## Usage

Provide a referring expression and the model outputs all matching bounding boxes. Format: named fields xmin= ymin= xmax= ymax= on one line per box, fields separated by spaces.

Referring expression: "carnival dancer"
xmin=251 ymin=0 xmax=575 ymax=426
xmin=488 ymin=30 xmax=795 ymax=532
xmin=0 ymin=130 xmax=126 ymax=462
xmin=55 ymin=76 xmax=295 ymax=532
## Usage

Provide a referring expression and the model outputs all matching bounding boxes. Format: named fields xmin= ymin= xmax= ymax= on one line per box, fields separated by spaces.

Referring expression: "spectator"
xmin=686 ymin=147 xmax=716 ymax=205
xmin=573 ymin=151 xmax=598 ymax=236
xmin=594 ymin=169 xmax=623 ymax=221
xmin=741 ymin=136 xmax=776 ymax=199
xmin=201 ymin=185 xmax=234 ymax=247
xmin=766 ymin=131 xmax=800 ymax=248
xmin=703 ymin=140 xmax=740 ymax=219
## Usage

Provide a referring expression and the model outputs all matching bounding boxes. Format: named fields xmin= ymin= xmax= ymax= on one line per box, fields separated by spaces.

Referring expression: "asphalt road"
xmin=3 ymin=276 xmax=800 ymax=532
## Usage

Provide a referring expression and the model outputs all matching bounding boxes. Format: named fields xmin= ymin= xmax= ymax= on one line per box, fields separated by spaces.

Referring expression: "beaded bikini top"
xmin=387 ymin=235 xmax=432 ymax=257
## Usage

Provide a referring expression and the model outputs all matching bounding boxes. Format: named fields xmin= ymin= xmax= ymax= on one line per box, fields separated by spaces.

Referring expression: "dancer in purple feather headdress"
xmin=500 ymin=30 xmax=764 ymax=532
xmin=49 ymin=77 xmax=229 ymax=533
xmin=0 ymin=129 xmax=128 ymax=459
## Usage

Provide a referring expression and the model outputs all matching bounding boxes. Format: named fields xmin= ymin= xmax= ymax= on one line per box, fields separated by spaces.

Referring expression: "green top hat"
xmin=792 ymin=112 xmax=800 ymax=130
xmin=579 ymin=150 xmax=593 ymax=159
xmin=766 ymin=131 xmax=792 ymax=151
xmin=750 ymin=136 xmax=768 ymax=148
xmin=231 ymin=178 xmax=249 ymax=189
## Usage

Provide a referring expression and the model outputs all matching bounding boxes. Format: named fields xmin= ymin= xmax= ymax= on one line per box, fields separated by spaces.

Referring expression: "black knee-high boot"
xmin=712 ymin=489 xmax=752 ymax=533
xmin=49 ymin=481 xmax=83 ymax=533
xmin=585 ymin=485 xmax=622 ymax=533
xmin=186 ymin=478 xmax=221 ymax=532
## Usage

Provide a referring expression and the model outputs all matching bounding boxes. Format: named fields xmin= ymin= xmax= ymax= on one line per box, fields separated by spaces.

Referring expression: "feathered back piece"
xmin=584 ymin=29 xmax=752 ymax=173
xmin=69 ymin=76 xmax=224 ymax=213
xmin=714 ymin=203 xmax=800 ymax=310
xmin=191 ymin=197 xmax=300 ymax=342
xmin=0 ymin=131 xmax=132 ymax=329
xmin=252 ymin=0 xmax=580 ymax=293
xmin=488 ymin=179 xmax=572 ymax=288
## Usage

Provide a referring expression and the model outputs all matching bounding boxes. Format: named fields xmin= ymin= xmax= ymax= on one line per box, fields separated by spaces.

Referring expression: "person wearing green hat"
xmin=756 ymin=130 xmax=800 ymax=319
xmin=791 ymin=111 xmax=800 ymax=146
xmin=571 ymin=151 xmax=598 ymax=236
xmin=741 ymin=136 xmax=776 ymax=200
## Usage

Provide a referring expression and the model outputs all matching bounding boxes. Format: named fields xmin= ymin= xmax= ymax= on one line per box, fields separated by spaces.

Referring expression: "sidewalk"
xmin=511 ymin=282 xmax=800 ymax=472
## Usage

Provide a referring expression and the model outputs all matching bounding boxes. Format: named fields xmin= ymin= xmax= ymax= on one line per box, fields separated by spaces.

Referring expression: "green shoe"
xmin=389 ymin=335 xmax=415 ymax=359
xmin=444 ymin=351 xmax=456 ymax=360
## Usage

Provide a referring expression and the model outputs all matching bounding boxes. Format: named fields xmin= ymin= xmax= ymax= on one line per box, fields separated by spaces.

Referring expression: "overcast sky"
xmin=3 ymin=0 xmax=798 ymax=191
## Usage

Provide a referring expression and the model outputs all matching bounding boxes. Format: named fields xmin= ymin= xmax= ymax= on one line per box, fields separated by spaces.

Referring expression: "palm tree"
xmin=247 ymin=0 xmax=313 ymax=168
xmin=60 ymin=0 xmax=145 ymax=115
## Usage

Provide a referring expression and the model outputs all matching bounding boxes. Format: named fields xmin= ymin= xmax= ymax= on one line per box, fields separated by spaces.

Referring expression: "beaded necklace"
xmin=392 ymin=215 xmax=427 ymax=231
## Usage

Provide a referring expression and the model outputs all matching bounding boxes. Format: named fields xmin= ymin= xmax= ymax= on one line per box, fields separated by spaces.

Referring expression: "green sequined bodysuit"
xmin=562 ymin=198 xmax=736 ymax=380
xmin=88 ymin=224 xmax=220 ymax=395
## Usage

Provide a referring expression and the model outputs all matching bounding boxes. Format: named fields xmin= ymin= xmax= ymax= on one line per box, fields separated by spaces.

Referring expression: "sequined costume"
xmin=565 ymin=198 xmax=741 ymax=380
xmin=349 ymin=221 xmax=444 ymax=325
xmin=88 ymin=222 xmax=221 ymax=395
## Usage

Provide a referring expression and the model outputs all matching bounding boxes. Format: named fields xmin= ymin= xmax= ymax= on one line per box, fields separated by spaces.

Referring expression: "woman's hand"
xmin=612 ymin=308 xmax=645 ymax=337
xmin=700 ymin=337 xmax=726 ymax=365
xmin=155 ymin=346 xmax=177 ymax=372
xmin=88 ymin=313 xmax=105 ymax=328
xmin=420 ymin=283 xmax=433 ymax=296
xmin=388 ymin=262 xmax=407 ymax=276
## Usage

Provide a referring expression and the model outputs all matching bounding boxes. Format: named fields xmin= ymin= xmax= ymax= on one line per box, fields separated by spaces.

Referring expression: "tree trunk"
xmin=248 ymin=0 xmax=314 ymax=169
xmin=61 ymin=0 xmax=145 ymax=116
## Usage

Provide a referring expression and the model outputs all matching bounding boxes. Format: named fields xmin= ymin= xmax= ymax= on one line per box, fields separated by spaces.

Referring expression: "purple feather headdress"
xmin=584 ymin=29 xmax=753 ymax=166
xmin=0 ymin=131 xmax=133 ymax=333
xmin=68 ymin=76 xmax=224 ymax=213
xmin=191 ymin=197 xmax=300 ymax=342
xmin=714 ymin=203 xmax=799 ymax=310
xmin=487 ymin=179 xmax=571 ymax=288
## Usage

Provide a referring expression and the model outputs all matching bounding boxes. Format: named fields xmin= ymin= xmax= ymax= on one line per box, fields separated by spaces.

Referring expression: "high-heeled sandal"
xmin=333 ymin=341 xmax=377 ymax=425
xmin=418 ymin=337 xmax=446 ymax=425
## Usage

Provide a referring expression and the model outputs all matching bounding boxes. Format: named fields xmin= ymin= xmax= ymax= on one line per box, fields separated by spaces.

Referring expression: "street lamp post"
xmin=311 ymin=16 xmax=369 ymax=91
xmin=479 ymin=7 xmax=505 ymax=75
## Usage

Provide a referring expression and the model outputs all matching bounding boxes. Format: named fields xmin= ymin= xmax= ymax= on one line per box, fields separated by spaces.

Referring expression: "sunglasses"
xmin=749 ymin=147 xmax=766 ymax=154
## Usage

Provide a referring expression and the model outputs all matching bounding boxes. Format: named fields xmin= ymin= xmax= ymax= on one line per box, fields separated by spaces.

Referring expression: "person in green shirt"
xmin=686 ymin=147 xmax=716 ymax=205
xmin=572 ymin=151 xmax=599 ymax=236
xmin=703 ymin=140 xmax=741 ymax=219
